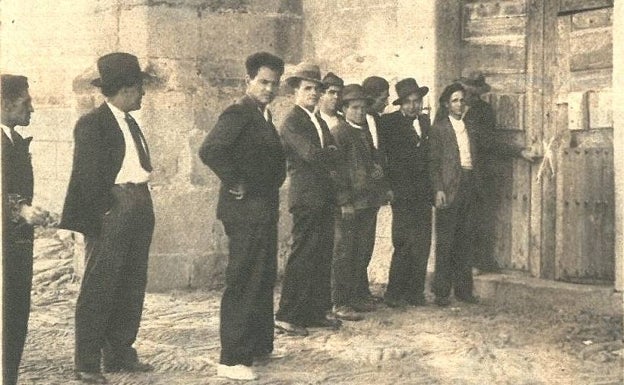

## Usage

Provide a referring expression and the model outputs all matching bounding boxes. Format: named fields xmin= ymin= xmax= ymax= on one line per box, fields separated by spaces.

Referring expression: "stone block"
xmin=29 ymin=107 xmax=76 ymax=142
xmin=146 ymin=5 xmax=201 ymax=60
xmin=119 ymin=5 xmax=150 ymax=55
xmin=30 ymin=141 xmax=58 ymax=180
xmin=146 ymin=253 xmax=194 ymax=291
xmin=199 ymin=13 xmax=301 ymax=62
xmin=148 ymin=58 xmax=202 ymax=92
xmin=247 ymin=0 xmax=302 ymax=14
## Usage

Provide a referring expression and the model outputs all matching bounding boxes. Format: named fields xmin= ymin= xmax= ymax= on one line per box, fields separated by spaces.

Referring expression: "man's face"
xmin=319 ymin=85 xmax=341 ymax=114
xmin=445 ymin=90 xmax=465 ymax=119
xmin=2 ymin=89 xmax=34 ymax=128
xmin=294 ymin=79 xmax=321 ymax=110
xmin=400 ymin=93 xmax=423 ymax=118
xmin=246 ymin=66 xmax=281 ymax=107
xmin=370 ymin=89 xmax=389 ymax=114
xmin=122 ymin=82 xmax=145 ymax=112
xmin=343 ymin=99 xmax=368 ymax=125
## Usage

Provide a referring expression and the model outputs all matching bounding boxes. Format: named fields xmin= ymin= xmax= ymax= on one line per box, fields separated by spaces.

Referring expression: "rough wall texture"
xmin=1 ymin=0 xmax=461 ymax=291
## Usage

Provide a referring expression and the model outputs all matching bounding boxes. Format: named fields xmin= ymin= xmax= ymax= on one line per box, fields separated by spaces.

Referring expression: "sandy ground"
xmin=17 ymin=232 xmax=623 ymax=385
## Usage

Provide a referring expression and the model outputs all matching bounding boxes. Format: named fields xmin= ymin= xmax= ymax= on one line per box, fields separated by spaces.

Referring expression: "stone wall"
xmin=2 ymin=0 xmax=462 ymax=291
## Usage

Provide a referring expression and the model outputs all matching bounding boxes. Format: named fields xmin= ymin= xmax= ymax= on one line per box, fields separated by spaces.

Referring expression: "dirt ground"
xmin=18 ymin=232 xmax=623 ymax=385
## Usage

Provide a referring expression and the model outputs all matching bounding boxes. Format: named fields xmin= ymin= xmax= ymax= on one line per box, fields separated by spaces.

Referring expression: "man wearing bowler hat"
xmin=317 ymin=72 xmax=344 ymax=130
xmin=275 ymin=62 xmax=341 ymax=337
xmin=379 ymin=78 xmax=432 ymax=308
xmin=61 ymin=52 xmax=154 ymax=383
xmin=331 ymin=84 xmax=391 ymax=320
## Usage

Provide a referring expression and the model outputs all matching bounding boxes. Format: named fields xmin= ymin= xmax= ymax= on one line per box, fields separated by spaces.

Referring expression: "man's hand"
xmin=228 ymin=183 xmax=246 ymax=200
xmin=341 ymin=204 xmax=355 ymax=221
xmin=435 ymin=191 xmax=447 ymax=209
xmin=520 ymin=147 xmax=540 ymax=163
xmin=20 ymin=204 xmax=49 ymax=226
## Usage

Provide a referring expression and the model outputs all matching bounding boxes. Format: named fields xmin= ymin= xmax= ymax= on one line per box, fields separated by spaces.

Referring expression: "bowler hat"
xmin=322 ymin=72 xmax=344 ymax=89
xmin=361 ymin=76 xmax=389 ymax=97
xmin=91 ymin=52 xmax=149 ymax=88
xmin=455 ymin=71 xmax=491 ymax=94
xmin=340 ymin=84 xmax=372 ymax=108
xmin=286 ymin=62 xmax=323 ymax=88
xmin=392 ymin=78 xmax=429 ymax=105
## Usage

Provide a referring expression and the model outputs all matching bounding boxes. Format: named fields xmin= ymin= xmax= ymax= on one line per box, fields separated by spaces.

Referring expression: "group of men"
xmin=2 ymin=50 xmax=537 ymax=384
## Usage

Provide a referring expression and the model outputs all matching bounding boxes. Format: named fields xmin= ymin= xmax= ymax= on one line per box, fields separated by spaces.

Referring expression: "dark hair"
xmin=101 ymin=79 xmax=140 ymax=98
xmin=1 ymin=74 xmax=29 ymax=102
xmin=434 ymin=83 xmax=465 ymax=125
xmin=245 ymin=52 xmax=284 ymax=79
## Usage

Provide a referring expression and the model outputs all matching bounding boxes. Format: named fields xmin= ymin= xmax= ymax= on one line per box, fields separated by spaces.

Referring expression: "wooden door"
xmin=461 ymin=0 xmax=533 ymax=272
xmin=550 ymin=2 xmax=614 ymax=283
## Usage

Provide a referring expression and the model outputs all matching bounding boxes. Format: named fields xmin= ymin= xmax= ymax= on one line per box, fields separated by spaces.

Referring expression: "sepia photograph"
xmin=1 ymin=0 xmax=622 ymax=384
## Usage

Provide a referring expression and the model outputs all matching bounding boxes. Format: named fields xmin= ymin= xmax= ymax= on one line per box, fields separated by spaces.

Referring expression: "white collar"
xmin=106 ymin=101 xmax=130 ymax=121
xmin=297 ymin=104 xmax=317 ymax=120
xmin=1 ymin=124 xmax=14 ymax=143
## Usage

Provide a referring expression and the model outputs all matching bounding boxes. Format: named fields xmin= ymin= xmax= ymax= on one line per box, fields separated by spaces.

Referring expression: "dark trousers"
xmin=385 ymin=201 xmax=432 ymax=302
xmin=332 ymin=207 xmax=378 ymax=307
xmin=276 ymin=204 xmax=334 ymax=325
xmin=75 ymin=184 xmax=154 ymax=372
xmin=433 ymin=170 xmax=476 ymax=299
xmin=472 ymin=168 xmax=500 ymax=271
xmin=3 ymin=227 xmax=34 ymax=385
xmin=220 ymin=220 xmax=277 ymax=367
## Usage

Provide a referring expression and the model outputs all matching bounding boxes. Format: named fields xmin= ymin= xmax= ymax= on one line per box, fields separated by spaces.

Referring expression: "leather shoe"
xmin=74 ymin=371 xmax=108 ymax=384
xmin=434 ymin=297 xmax=451 ymax=307
xmin=456 ymin=295 xmax=480 ymax=304
xmin=217 ymin=364 xmax=258 ymax=381
xmin=332 ymin=306 xmax=364 ymax=321
xmin=103 ymin=360 xmax=154 ymax=373
xmin=275 ymin=320 xmax=309 ymax=336
xmin=351 ymin=300 xmax=376 ymax=312
xmin=306 ymin=316 xmax=342 ymax=329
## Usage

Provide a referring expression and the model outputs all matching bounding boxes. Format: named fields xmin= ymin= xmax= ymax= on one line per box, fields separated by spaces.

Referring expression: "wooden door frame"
xmin=614 ymin=1 xmax=623 ymax=291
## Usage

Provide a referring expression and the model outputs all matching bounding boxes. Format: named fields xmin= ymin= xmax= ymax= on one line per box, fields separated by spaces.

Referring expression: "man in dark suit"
xmin=358 ymin=76 xmax=392 ymax=303
xmin=429 ymin=83 xmax=480 ymax=307
xmin=61 ymin=52 xmax=155 ymax=384
xmin=275 ymin=63 xmax=341 ymax=337
xmin=331 ymin=84 xmax=391 ymax=320
xmin=380 ymin=78 xmax=432 ymax=308
xmin=456 ymin=72 xmax=538 ymax=273
xmin=1 ymin=74 xmax=49 ymax=385
xmin=199 ymin=52 xmax=285 ymax=382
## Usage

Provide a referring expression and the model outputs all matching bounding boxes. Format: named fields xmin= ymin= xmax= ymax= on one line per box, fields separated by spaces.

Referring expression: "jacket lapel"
xmin=98 ymin=103 xmax=126 ymax=173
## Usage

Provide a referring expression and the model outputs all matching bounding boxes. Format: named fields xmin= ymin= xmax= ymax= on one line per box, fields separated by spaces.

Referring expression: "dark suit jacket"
xmin=379 ymin=111 xmax=432 ymax=203
xmin=331 ymin=120 xmax=389 ymax=210
xmin=280 ymin=105 xmax=337 ymax=211
xmin=2 ymin=131 xmax=34 ymax=242
xmin=199 ymin=95 xmax=286 ymax=224
xmin=429 ymin=116 xmax=479 ymax=207
xmin=60 ymin=103 xmax=126 ymax=236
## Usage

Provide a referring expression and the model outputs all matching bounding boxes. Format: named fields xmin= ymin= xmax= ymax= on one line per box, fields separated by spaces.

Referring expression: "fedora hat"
xmin=91 ymin=52 xmax=150 ymax=88
xmin=286 ymin=62 xmax=323 ymax=88
xmin=392 ymin=78 xmax=429 ymax=105
xmin=322 ymin=72 xmax=344 ymax=89
xmin=362 ymin=76 xmax=389 ymax=97
xmin=455 ymin=71 xmax=491 ymax=94
xmin=340 ymin=84 xmax=372 ymax=108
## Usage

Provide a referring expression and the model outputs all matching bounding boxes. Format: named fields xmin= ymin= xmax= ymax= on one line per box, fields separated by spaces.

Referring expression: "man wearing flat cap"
xmin=275 ymin=62 xmax=341 ymax=337
xmin=61 ymin=52 xmax=154 ymax=384
xmin=379 ymin=78 xmax=432 ymax=308
xmin=456 ymin=72 xmax=537 ymax=273
xmin=200 ymin=52 xmax=285 ymax=381
xmin=317 ymin=72 xmax=344 ymax=130
xmin=331 ymin=84 xmax=391 ymax=320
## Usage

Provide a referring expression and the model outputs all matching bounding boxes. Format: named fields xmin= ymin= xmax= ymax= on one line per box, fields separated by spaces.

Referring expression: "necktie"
xmin=124 ymin=113 xmax=153 ymax=172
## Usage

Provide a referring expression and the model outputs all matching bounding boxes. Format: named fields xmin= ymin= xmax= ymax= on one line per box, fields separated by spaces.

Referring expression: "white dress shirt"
xmin=1 ymin=124 xmax=15 ymax=144
xmin=365 ymin=114 xmax=380 ymax=149
xmin=106 ymin=102 xmax=151 ymax=184
xmin=319 ymin=111 xmax=340 ymax=130
xmin=298 ymin=105 xmax=324 ymax=148
xmin=449 ymin=115 xmax=473 ymax=170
